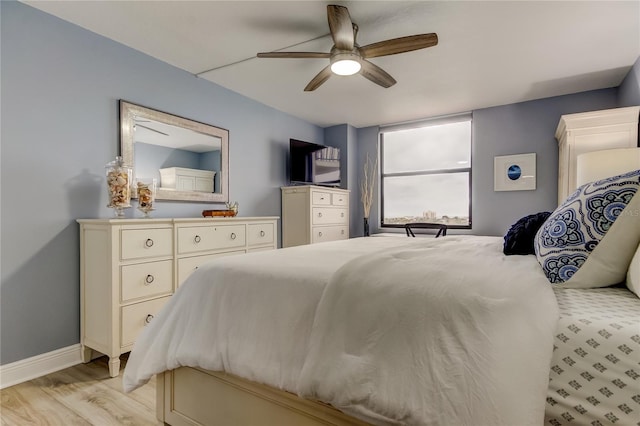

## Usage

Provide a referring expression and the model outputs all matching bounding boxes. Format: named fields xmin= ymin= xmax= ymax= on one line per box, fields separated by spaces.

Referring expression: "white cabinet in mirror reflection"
xmin=160 ymin=167 xmax=216 ymax=193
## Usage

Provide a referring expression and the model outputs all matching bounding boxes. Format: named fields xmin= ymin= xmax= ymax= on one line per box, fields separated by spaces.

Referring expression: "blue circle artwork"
xmin=507 ymin=165 xmax=521 ymax=181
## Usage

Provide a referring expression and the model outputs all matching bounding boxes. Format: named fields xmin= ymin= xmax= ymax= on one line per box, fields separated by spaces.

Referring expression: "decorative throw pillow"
xmin=627 ymin=243 xmax=640 ymax=297
xmin=503 ymin=212 xmax=551 ymax=255
xmin=534 ymin=169 xmax=640 ymax=288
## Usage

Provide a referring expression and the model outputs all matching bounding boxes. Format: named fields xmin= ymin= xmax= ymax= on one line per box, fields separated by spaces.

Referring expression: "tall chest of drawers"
xmin=281 ymin=185 xmax=350 ymax=248
xmin=77 ymin=217 xmax=278 ymax=377
xmin=555 ymin=106 xmax=640 ymax=203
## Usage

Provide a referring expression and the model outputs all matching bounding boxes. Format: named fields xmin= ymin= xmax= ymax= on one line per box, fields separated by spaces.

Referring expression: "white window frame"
xmin=379 ymin=113 xmax=473 ymax=230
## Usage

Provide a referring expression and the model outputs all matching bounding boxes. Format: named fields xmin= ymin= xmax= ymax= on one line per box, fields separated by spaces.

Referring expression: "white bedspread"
xmin=123 ymin=236 xmax=558 ymax=425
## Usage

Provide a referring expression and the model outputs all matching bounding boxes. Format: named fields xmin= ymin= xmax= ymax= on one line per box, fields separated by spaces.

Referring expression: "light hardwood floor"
xmin=0 ymin=354 xmax=162 ymax=425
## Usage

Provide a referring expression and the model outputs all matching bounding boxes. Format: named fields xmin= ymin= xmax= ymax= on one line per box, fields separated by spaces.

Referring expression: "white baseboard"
xmin=0 ymin=344 xmax=82 ymax=389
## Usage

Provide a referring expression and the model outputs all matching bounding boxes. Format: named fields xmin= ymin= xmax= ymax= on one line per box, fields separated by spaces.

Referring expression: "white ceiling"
xmin=23 ymin=1 xmax=640 ymax=128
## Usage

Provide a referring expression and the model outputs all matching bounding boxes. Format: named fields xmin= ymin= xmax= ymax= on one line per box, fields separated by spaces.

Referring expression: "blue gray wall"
xmin=200 ymin=150 xmax=222 ymax=192
xmin=0 ymin=1 xmax=323 ymax=365
xmin=356 ymin=88 xmax=620 ymax=237
xmin=472 ymin=89 xmax=619 ymax=236
xmin=135 ymin=143 xmax=201 ymax=181
xmin=356 ymin=126 xmax=382 ymax=237
xmin=134 ymin=143 xmax=221 ymax=192
xmin=619 ymin=56 xmax=640 ymax=107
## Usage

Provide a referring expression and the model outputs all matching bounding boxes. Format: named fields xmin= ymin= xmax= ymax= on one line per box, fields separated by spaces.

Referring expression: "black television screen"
xmin=289 ymin=139 xmax=341 ymax=186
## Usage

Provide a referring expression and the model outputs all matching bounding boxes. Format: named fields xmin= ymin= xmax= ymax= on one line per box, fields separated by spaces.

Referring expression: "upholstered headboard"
xmin=576 ymin=148 xmax=640 ymax=186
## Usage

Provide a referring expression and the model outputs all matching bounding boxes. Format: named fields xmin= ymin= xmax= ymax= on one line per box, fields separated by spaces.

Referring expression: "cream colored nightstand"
xmin=281 ymin=185 xmax=349 ymax=248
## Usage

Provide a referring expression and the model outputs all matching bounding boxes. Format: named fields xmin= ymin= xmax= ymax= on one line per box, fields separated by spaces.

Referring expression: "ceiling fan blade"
xmin=327 ymin=5 xmax=354 ymax=50
xmin=360 ymin=33 xmax=438 ymax=58
xmin=304 ymin=66 xmax=332 ymax=91
xmin=359 ymin=60 xmax=396 ymax=88
xmin=257 ymin=52 xmax=331 ymax=59
xmin=135 ymin=124 xmax=169 ymax=136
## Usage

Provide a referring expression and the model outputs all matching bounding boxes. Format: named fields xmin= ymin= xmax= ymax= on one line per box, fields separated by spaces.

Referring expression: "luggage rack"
xmin=404 ymin=223 xmax=447 ymax=238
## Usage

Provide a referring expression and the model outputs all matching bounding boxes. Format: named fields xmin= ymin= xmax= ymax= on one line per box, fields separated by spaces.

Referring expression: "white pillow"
xmin=627 ymin=243 xmax=640 ymax=297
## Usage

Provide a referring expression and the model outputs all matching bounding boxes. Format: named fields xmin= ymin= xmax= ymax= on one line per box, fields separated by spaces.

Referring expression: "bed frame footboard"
xmin=156 ymin=368 xmax=369 ymax=426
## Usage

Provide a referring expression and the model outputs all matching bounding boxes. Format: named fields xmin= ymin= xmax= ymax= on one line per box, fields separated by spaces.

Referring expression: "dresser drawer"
xmin=177 ymin=251 xmax=245 ymax=286
xmin=177 ymin=224 xmax=246 ymax=254
xmin=332 ymin=193 xmax=348 ymax=206
xmin=121 ymin=228 xmax=173 ymax=260
xmin=312 ymin=191 xmax=331 ymax=205
xmin=247 ymin=223 xmax=275 ymax=247
xmin=312 ymin=207 xmax=348 ymax=225
xmin=312 ymin=226 xmax=348 ymax=243
xmin=121 ymin=296 xmax=170 ymax=347
xmin=121 ymin=260 xmax=173 ymax=303
xmin=248 ymin=246 xmax=275 ymax=253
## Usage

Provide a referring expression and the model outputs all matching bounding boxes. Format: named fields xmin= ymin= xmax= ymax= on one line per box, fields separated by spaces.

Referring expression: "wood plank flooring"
xmin=0 ymin=354 xmax=162 ymax=426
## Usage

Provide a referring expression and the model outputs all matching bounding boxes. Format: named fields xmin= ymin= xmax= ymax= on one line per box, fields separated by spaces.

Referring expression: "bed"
xmin=545 ymin=287 xmax=640 ymax=425
xmin=123 ymin=153 xmax=640 ymax=425
xmin=125 ymin=236 xmax=559 ymax=425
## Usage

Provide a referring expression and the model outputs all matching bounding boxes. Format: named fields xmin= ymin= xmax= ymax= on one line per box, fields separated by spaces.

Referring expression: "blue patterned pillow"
xmin=534 ymin=169 xmax=640 ymax=287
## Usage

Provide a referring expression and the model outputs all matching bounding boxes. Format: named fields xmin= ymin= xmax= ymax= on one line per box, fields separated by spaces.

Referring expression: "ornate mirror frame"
xmin=120 ymin=100 xmax=229 ymax=203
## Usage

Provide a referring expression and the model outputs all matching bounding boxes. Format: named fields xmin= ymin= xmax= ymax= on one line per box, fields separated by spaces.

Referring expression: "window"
xmin=380 ymin=114 xmax=472 ymax=229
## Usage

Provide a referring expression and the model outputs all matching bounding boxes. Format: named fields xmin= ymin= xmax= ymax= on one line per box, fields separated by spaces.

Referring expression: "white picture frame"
xmin=494 ymin=153 xmax=536 ymax=191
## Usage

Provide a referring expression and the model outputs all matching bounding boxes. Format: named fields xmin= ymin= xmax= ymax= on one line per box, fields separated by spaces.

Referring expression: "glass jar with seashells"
xmin=105 ymin=156 xmax=132 ymax=218
xmin=136 ymin=178 xmax=157 ymax=218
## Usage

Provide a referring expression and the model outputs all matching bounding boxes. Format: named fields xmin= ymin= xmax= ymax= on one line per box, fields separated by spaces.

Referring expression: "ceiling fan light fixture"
xmin=330 ymin=52 xmax=361 ymax=76
xmin=256 ymin=5 xmax=437 ymax=90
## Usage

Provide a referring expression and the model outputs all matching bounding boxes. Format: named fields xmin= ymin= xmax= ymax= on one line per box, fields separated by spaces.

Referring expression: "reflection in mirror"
xmin=120 ymin=101 xmax=229 ymax=203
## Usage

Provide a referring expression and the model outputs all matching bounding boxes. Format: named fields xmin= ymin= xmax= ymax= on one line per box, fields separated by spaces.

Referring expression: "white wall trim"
xmin=0 ymin=344 xmax=82 ymax=389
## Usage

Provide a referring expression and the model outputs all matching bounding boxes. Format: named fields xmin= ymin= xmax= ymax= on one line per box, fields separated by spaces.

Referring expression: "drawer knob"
xmin=145 ymin=238 xmax=154 ymax=248
xmin=341 ymin=230 xmax=345 ymax=235
xmin=318 ymin=231 xmax=323 ymax=237
xmin=320 ymin=197 xmax=325 ymax=200
xmin=260 ymin=230 xmax=265 ymax=237
xmin=318 ymin=212 xmax=323 ymax=218
xmin=341 ymin=212 xmax=344 ymax=217
xmin=145 ymin=274 xmax=154 ymax=285
xmin=145 ymin=314 xmax=154 ymax=325
xmin=230 ymin=232 xmax=237 ymax=240
xmin=194 ymin=235 xmax=201 ymax=243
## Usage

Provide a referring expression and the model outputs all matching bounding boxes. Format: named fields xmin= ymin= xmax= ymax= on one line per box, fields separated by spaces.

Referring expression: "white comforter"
xmin=123 ymin=236 xmax=558 ymax=425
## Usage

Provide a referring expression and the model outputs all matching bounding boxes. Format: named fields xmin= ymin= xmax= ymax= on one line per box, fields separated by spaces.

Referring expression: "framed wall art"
xmin=494 ymin=153 xmax=536 ymax=191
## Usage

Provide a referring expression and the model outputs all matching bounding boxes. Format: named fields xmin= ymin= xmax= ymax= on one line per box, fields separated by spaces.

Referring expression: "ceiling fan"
xmin=133 ymin=119 xmax=169 ymax=136
xmin=257 ymin=5 xmax=438 ymax=91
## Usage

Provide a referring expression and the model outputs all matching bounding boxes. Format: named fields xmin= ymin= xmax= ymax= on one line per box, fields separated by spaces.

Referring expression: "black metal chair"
xmin=404 ymin=223 xmax=447 ymax=238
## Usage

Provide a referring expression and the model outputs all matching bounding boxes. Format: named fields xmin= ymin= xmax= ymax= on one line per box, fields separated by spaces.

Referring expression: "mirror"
xmin=120 ymin=100 xmax=229 ymax=203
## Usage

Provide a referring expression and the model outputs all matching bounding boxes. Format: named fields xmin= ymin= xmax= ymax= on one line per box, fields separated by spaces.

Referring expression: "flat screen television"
xmin=289 ymin=139 xmax=341 ymax=186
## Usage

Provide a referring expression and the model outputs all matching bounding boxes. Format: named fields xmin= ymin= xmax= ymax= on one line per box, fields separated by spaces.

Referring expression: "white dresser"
xmin=555 ymin=106 xmax=639 ymax=203
xmin=281 ymin=185 xmax=349 ymax=247
xmin=77 ymin=216 xmax=278 ymax=377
